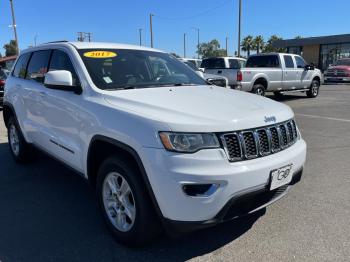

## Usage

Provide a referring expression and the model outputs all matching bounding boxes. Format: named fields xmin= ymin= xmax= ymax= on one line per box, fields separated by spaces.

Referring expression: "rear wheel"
xmin=7 ymin=116 xmax=32 ymax=163
xmin=96 ymin=156 xmax=160 ymax=247
xmin=306 ymin=79 xmax=320 ymax=98
xmin=252 ymin=84 xmax=266 ymax=96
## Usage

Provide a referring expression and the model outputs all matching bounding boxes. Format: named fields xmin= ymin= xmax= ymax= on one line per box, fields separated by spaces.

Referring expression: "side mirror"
xmin=304 ymin=65 xmax=315 ymax=71
xmin=44 ymin=70 xmax=82 ymax=94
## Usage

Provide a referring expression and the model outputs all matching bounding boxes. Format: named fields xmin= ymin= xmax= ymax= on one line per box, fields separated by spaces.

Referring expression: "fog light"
xmin=182 ymin=183 xmax=219 ymax=197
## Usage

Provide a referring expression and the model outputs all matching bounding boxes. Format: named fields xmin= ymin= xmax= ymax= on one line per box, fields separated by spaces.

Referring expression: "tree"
xmin=263 ymin=35 xmax=286 ymax=53
xmin=197 ymin=39 xmax=227 ymax=58
xmin=253 ymin=35 xmax=265 ymax=54
xmin=241 ymin=35 xmax=254 ymax=57
xmin=3 ymin=40 xmax=18 ymax=56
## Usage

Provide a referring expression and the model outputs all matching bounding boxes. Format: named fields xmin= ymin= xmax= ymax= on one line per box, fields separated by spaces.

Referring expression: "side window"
xmin=26 ymin=50 xmax=51 ymax=83
xmin=13 ymin=53 xmax=31 ymax=79
xmin=49 ymin=50 xmax=80 ymax=86
xmin=284 ymin=55 xmax=295 ymax=68
xmin=295 ymin=56 xmax=306 ymax=69
xmin=228 ymin=59 xmax=240 ymax=69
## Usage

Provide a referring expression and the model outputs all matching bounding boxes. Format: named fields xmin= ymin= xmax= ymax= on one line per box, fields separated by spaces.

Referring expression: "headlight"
xmin=159 ymin=132 xmax=220 ymax=153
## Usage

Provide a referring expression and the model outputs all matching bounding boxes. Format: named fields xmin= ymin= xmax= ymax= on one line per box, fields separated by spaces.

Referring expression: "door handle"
xmin=218 ymin=70 xmax=222 ymax=74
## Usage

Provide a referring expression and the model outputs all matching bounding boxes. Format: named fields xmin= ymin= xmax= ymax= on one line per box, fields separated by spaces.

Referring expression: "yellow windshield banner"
xmin=83 ymin=51 xmax=117 ymax=58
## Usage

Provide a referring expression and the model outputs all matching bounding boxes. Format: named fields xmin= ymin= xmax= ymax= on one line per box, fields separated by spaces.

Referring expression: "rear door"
xmin=282 ymin=54 xmax=298 ymax=90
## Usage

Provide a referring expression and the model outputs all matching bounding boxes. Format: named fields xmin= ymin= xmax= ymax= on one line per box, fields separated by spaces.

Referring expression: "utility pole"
xmin=226 ymin=37 xmax=229 ymax=56
xmin=77 ymin=32 xmax=84 ymax=42
xmin=77 ymin=32 xmax=92 ymax=42
xmin=150 ymin=14 xmax=154 ymax=48
xmin=183 ymin=33 xmax=186 ymax=58
xmin=138 ymin=28 xmax=142 ymax=46
xmin=86 ymin=32 xmax=92 ymax=42
xmin=191 ymin=27 xmax=200 ymax=59
xmin=237 ymin=0 xmax=242 ymax=57
xmin=9 ymin=0 xmax=19 ymax=54
xmin=34 ymin=34 xmax=38 ymax=46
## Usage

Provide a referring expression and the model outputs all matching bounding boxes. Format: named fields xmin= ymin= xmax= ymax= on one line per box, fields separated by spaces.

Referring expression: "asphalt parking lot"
xmin=0 ymin=84 xmax=350 ymax=262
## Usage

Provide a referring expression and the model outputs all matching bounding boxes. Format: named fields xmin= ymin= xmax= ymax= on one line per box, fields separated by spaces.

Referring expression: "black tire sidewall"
xmin=252 ymin=84 xmax=266 ymax=96
xmin=307 ymin=80 xmax=320 ymax=98
xmin=7 ymin=116 xmax=29 ymax=162
xmin=96 ymin=156 xmax=159 ymax=246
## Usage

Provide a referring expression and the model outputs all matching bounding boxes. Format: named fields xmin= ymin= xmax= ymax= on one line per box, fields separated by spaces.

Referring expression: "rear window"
xmin=228 ymin=59 xmax=241 ymax=69
xmin=13 ymin=53 xmax=31 ymax=79
xmin=246 ymin=55 xmax=280 ymax=68
xmin=201 ymin=58 xmax=226 ymax=69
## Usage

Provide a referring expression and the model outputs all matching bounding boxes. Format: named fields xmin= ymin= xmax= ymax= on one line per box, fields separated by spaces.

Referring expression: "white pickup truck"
xmin=238 ymin=53 xmax=322 ymax=98
xmin=201 ymin=57 xmax=246 ymax=89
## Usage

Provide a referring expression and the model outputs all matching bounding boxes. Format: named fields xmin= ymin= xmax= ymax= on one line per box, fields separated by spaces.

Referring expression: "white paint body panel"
xmin=4 ymin=42 xmax=307 ymax=222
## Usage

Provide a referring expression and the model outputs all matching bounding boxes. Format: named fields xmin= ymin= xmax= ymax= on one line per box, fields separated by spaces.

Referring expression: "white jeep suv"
xmin=3 ymin=41 xmax=306 ymax=246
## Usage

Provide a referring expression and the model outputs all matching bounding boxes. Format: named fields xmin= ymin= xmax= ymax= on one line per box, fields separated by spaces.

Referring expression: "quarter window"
xmin=284 ymin=55 xmax=295 ymax=68
xmin=13 ymin=53 xmax=31 ymax=79
xmin=295 ymin=56 xmax=306 ymax=69
xmin=49 ymin=50 xmax=80 ymax=85
xmin=26 ymin=50 xmax=51 ymax=83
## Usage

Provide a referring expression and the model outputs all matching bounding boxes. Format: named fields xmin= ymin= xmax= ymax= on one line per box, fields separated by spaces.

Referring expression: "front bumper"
xmin=324 ymin=76 xmax=350 ymax=82
xmin=142 ymin=138 xmax=306 ymax=222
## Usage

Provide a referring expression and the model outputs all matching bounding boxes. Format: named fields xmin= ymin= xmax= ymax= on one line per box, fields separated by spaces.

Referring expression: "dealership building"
xmin=273 ymin=34 xmax=350 ymax=71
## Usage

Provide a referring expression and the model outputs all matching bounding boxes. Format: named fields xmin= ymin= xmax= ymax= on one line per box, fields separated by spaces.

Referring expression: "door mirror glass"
xmin=44 ymin=70 xmax=82 ymax=94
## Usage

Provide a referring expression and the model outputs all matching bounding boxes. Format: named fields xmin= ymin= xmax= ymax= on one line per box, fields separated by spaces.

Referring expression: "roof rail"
xmin=43 ymin=40 xmax=69 ymax=44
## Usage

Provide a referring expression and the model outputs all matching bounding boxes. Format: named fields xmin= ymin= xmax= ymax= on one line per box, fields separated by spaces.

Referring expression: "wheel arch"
xmin=2 ymin=102 xmax=15 ymax=129
xmin=253 ymin=77 xmax=268 ymax=89
xmin=86 ymin=135 xmax=164 ymax=218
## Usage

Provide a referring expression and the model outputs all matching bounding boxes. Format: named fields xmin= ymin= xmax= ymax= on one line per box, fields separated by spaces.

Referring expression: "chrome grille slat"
xmin=221 ymin=119 xmax=298 ymax=162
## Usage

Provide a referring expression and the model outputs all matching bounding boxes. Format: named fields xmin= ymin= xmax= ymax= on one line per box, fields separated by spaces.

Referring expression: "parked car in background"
xmin=237 ymin=53 xmax=322 ymax=98
xmin=182 ymin=60 xmax=228 ymax=87
xmin=3 ymin=41 xmax=306 ymax=246
xmin=0 ymin=68 xmax=9 ymax=105
xmin=200 ymin=57 xmax=246 ymax=89
xmin=178 ymin=58 xmax=202 ymax=68
xmin=324 ymin=58 xmax=350 ymax=83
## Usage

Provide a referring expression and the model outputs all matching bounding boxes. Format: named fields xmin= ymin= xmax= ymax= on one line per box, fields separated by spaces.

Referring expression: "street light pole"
xmin=9 ymin=0 xmax=19 ymax=54
xmin=138 ymin=28 xmax=142 ymax=46
xmin=191 ymin=27 xmax=200 ymax=59
xmin=183 ymin=33 xmax=186 ymax=58
xmin=237 ymin=0 xmax=242 ymax=57
xmin=150 ymin=14 xmax=154 ymax=48
xmin=226 ymin=37 xmax=229 ymax=56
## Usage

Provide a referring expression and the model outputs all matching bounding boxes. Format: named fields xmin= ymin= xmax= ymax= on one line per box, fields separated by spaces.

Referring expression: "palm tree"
xmin=241 ymin=35 xmax=254 ymax=57
xmin=263 ymin=35 xmax=285 ymax=53
xmin=253 ymin=35 xmax=265 ymax=54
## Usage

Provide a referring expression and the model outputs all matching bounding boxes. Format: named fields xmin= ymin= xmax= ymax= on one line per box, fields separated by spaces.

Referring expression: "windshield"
xmin=79 ymin=49 xmax=207 ymax=90
xmin=335 ymin=59 xmax=350 ymax=66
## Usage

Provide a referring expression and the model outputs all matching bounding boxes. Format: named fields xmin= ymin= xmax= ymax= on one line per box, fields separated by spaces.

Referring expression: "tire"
xmin=306 ymin=79 xmax=320 ymax=98
xmin=273 ymin=91 xmax=283 ymax=98
xmin=252 ymin=84 xmax=266 ymax=96
xmin=96 ymin=156 xmax=161 ymax=247
xmin=7 ymin=116 xmax=32 ymax=163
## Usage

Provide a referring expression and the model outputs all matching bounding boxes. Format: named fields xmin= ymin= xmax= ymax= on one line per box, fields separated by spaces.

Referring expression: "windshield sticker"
xmin=103 ymin=76 xmax=113 ymax=84
xmin=84 ymin=51 xmax=117 ymax=58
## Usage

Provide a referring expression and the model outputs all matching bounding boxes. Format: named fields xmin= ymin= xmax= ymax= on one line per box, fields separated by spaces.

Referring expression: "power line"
xmin=154 ymin=0 xmax=232 ymax=21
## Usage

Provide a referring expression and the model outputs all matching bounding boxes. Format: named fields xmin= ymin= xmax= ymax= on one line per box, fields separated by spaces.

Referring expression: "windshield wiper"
xmin=104 ymin=85 xmax=137 ymax=91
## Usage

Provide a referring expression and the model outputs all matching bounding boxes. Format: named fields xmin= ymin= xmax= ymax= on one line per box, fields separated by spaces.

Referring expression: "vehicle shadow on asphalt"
xmin=267 ymin=94 xmax=307 ymax=102
xmin=0 ymin=141 xmax=264 ymax=261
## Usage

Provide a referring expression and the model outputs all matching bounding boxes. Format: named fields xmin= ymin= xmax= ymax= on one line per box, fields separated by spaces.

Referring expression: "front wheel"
xmin=7 ymin=116 xmax=32 ymax=163
xmin=306 ymin=80 xmax=320 ymax=98
xmin=96 ymin=156 xmax=160 ymax=247
xmin=252 ymin=84 xmax=266 ymax=96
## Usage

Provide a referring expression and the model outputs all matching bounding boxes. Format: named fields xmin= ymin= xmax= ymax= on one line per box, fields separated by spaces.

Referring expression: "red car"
xmin=324 ymin=58 xmax=350 ymax=83
xmin=0 ymin=68 xmax=9 ymax=105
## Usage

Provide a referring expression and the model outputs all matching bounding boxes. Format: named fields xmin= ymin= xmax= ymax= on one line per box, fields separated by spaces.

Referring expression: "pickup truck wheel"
xmin=7 ymin=116 xmax=32 ymax=163
xmin=306 ymin=80 xmax=320 ymax=98
xmin=97 ymin=156 xmax=160 ymax=247
xmin=252 ymin=84 xmax=266 ymax=96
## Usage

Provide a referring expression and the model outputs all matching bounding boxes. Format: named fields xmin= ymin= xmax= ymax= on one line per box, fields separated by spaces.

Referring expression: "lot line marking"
xmin=296 ymin=113 xmax=350 ymax=123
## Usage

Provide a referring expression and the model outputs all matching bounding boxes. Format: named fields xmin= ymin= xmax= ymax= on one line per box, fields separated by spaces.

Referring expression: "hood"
xmin=103 ymin=86 xmax=294 ymax=132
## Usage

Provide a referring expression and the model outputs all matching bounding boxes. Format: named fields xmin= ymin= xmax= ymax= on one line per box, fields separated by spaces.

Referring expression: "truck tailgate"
xmin=204 ymin=69 xmax=238 ymax=87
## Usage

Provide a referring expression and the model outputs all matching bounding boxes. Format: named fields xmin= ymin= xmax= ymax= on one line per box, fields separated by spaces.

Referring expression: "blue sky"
xmin=1 ymin=0 xmax=350 ymax=57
